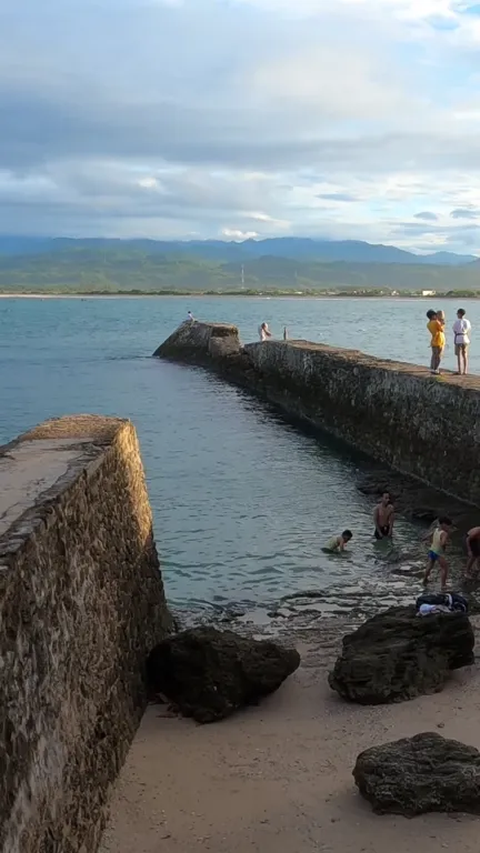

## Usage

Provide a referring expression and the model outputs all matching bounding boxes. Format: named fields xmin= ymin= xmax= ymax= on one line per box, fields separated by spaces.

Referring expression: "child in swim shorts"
xmin=423 ymin=516 xmax=452 ymax=590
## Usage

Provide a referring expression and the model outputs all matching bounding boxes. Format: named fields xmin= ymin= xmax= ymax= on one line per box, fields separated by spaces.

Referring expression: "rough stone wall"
xmin=155 ymin=322 xmax=480 ymax=506
xmin=0 ymin=415 xmax=172 ymax=853
xmin=246 ymin=340 xmax=480 ymax=504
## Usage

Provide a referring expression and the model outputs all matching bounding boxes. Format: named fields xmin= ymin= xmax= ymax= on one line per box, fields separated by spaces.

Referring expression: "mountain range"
xmin=0 ymin=236 xmax=477 ymax=266
xmin=0 ymin=245 xmax=479 ymax=293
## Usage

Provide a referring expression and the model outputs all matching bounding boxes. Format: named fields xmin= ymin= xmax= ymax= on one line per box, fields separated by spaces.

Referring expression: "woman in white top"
xmin=258 ymin=322 xmax=272 ymax=342
xmin=452 ymin=308 xmax=472 ymax=375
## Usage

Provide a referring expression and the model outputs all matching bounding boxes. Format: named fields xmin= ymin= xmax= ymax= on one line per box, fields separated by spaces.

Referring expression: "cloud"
xmin=0 ymin=0 xmax=479 ymax=252
xmin=222 ymin=228 xmax=259 ymax=240
xmin=317 ymin=193 xmax=359 ymax=202
xmin=414 ymin=211 xmax=439 ymax=221
xmin=451 ymin=207 xmax=479 ymax=218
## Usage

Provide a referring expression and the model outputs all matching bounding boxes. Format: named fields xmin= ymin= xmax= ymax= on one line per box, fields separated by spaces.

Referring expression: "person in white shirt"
xmin=258 ymin=322 xmax=272 ymax=342
xmin=452 ymin=308 xmax=472 ymax=375
xmin=187 ymin=310 xmax=195 ymax=323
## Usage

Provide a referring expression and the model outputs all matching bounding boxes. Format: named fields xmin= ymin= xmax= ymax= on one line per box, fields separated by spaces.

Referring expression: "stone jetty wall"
xmin=156 ymin=321 xmax=480 ymax=506
xmin=0 ymin=415 xmax=172 ymax=853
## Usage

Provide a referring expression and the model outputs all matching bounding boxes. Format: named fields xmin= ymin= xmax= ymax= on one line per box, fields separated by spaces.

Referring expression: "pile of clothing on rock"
xmin=415 ymin=592 xmax=469 ymax=617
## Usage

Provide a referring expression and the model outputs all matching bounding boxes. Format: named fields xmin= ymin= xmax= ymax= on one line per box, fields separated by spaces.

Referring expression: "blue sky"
xmin=1 ymin=0 xmax=480 ymax=253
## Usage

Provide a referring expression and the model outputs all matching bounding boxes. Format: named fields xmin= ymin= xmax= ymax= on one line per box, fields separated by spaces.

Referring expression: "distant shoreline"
xmin=0 ymin=291 xmax=479 ymax=300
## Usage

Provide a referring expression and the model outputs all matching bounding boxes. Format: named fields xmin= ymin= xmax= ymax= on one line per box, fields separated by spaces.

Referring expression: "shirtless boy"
xmin=423 ymin=516 xmax=452 ymax=590
xmin=465 ymin=526 xmax=480 ymax=578
xmin=373 ymin=492 xmax=394 ymax=539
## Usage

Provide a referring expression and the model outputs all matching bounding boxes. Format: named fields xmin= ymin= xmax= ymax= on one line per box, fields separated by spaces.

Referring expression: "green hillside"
xmin=0 ymin=248 xmax=479 ymax=294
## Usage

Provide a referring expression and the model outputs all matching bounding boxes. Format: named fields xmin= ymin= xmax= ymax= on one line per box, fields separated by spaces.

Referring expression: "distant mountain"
xmin=0 ymin=246 xmax=478 ymax=293
xmin=238 ymin=238 xmax=421 ymax=264
xmin=420 ymin=251 xmax=478 ymax=266
xmin=0 ymin=235 xmax=476 ymax=266
xmin=0 ymin=236 xmax=53 ymax=256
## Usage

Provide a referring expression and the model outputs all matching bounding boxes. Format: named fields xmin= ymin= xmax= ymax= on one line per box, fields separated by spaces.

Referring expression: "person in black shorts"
xmin=373 ymin=492 xmax=394 ymax=540
xmin=465 ymin=526 xmax=480 ymax=578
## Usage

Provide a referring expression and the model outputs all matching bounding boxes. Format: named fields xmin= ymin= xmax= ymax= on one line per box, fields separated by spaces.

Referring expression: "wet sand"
xmin=100 ymin=619 xmax=480 ymax=853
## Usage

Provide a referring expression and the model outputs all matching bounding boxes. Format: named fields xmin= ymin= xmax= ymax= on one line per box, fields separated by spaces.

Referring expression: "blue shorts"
xmin=428 ymin=550 xmax=441 ymax=562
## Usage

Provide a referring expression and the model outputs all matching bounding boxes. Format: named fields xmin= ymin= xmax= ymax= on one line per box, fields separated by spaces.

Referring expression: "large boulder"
xmin=328 ymin=605 xmax=474 ymax=704
xmin=153 ymin=321 xmax=242 ymax=363
xmin=146 ymin=627 xmax=300 ymax=723
xmin=354 ymin=732 xmax=480 ymax=816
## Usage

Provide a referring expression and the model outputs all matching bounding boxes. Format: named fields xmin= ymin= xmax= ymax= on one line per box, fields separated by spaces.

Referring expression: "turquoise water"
xmin=0 ymin=296 xmax=474 ymax=616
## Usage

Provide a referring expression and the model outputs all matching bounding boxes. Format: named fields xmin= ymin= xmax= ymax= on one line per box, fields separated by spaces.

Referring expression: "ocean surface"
xmin=0 ymin=296 xmax=476 ymax=619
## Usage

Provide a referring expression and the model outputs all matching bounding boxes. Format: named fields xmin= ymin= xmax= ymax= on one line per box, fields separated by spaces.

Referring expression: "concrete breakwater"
xmin=155 ymin=321 xmax=480 ymax=507
xmin=0 ymin=415 xmax=172 ymax=853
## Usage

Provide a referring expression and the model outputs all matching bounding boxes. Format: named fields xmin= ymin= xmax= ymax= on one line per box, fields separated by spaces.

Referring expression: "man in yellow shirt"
xmin=426 ymin=309 xmax=445 ymax=374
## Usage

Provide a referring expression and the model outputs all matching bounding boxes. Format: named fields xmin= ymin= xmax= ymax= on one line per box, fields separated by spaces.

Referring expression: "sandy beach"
xmin=100 ymin=618 xmax=480 ymax=853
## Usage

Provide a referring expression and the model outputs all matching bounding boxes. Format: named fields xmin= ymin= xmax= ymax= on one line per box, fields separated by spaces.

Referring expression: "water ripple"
xmin=0 ymin=295 xmax=474 ymax=619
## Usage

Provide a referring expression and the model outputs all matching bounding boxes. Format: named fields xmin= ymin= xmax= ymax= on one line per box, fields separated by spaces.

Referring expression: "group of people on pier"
xmin=258 ymin=322 xmax=289 ymax=341
xmin=427 ymin=307 xmax=472 ymax=376
xmin=258 ymin=307 xmax=473 ymax=377
xmin=326 ymin=492 xmax=480 ymax=592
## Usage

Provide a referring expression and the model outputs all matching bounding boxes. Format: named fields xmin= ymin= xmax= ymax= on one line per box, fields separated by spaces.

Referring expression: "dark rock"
xmin=328 ymin=605 xmax=474 ymax=704
xmin=353 ymin=732 xmax=480 ymax=816
xmin=146 ymin=627 xmax=300 ymax=723
xmin=153 ymin=321 xmax=242 ymax=363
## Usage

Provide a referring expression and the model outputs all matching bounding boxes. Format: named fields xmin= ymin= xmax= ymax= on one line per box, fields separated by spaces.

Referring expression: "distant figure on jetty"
xmin=426 ymin=309 xmax=445 ymax=375
xmin=423 ymin=516 xmax=452 ymax=590
xmin=283 ymin=326 xmax=288 ymax=340
xmin=465 ymin=526 xmax=480 ymax=578
xmin=258 ymin=322 xmax=272 ymax=342
xmin=453 ymin=308 xmax=471 ymax=375
xmin=324 ymin=530 xmax=353 ymax=553
xmin=373 ymin=492 xmax=394 ymax=539
xmin=187 ymin=310 xmax=195 ymax=323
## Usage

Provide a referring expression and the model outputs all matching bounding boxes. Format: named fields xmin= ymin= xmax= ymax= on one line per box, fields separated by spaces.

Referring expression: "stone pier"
xmin=0 ymin=415 xmax=172 ymax=853
xmin=155 ymin=321 xmax=480 ymax=506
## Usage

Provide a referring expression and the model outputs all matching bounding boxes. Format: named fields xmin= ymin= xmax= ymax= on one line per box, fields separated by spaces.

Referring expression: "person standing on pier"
xmin=259 ymin=322 xmax=272 ymax=342
xmin=453 ymin=308 xmax=471 ymax=375
xmin=426 ymin=309 xmax=445 ymax=375
xmin=373 ymin=492 xmax=395 ymax=539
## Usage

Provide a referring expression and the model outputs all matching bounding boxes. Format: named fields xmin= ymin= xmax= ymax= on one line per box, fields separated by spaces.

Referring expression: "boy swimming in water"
xmin=423 ymin=516 xmax=452 ymax=590
xmin=324 ymin=530 xmax=353 ymax=553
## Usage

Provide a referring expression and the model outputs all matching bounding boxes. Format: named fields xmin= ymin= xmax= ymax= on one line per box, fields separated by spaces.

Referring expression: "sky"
xmin=1 ymin=0 xmax=480 ymax=253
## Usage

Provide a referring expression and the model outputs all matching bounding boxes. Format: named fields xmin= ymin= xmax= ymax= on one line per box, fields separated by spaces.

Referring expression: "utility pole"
xmin=241 ymin=264 xmax=245 ymax=288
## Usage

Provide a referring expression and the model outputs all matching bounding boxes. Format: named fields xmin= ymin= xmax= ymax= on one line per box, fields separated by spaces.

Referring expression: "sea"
xmin=1 ymin=295 xmax=478 ymax=622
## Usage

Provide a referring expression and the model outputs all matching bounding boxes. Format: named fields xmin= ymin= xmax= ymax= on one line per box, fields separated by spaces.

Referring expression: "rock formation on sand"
xmin=146 ymin=627 xmax=300 ymax=723
xmin=354 ymin=732 xmax=480 ymax=816
xmin=328 ymin=605 xmax=474 ymax=704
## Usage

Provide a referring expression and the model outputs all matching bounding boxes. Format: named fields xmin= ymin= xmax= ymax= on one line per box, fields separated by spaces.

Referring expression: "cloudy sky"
xmin=2 ymin=0 xmax=480 ymax=252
